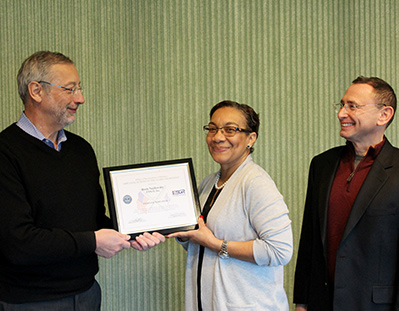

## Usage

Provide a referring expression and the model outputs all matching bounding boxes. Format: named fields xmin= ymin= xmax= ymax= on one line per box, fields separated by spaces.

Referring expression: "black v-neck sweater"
xmin=0 ymin=124 xmax=111 ymax=303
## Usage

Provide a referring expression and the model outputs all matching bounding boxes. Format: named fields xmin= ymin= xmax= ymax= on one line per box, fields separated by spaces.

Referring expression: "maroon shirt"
xmin=327 ymin=138 xmax=385 ymax=283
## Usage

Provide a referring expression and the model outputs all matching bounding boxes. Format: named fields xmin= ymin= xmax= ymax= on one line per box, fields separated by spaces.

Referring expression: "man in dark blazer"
xmin=294 ymin=76 xmax=399 ymax=311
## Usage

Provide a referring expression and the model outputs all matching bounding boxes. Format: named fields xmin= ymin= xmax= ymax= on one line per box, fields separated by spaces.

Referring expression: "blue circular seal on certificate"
xmin=123 ymin=195 xmax=132 ymax=204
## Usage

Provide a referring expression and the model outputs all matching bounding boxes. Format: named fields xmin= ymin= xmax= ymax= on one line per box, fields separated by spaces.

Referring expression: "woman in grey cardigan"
xmin=168 ymin=100 xmax=293 ymax=311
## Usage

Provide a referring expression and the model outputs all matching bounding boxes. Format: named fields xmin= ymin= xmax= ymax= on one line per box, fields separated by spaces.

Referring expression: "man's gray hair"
xmin=17 ymin=51 xmax=74 ymax=103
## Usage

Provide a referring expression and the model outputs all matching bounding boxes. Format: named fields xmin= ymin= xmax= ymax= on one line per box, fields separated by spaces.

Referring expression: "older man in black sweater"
xmin=0 ymin=51 xmax=165 ymax=310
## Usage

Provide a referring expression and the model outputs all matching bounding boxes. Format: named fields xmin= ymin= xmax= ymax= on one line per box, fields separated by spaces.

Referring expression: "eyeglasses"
xmin=203 ymin=125 xmax=252 ymax=137
xmin=333 ymin=102 xmax=385 ymax=113
xmin=38 ymin=81 xmax=83 ymax=96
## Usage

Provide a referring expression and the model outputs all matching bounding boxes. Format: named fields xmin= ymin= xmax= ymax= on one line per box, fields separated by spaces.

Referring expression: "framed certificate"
xmin=103 ymin=158 xmax=200 ymax=238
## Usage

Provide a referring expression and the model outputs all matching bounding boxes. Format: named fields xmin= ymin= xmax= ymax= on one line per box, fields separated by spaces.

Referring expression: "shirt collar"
xmin=345 ymin=136 xmax=386 ymax=161
xmin=16 ymin=112 xmax=67 ymax=150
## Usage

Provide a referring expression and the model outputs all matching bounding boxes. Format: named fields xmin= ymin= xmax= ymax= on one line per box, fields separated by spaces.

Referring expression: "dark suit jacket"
xmin=294 ymin=139 xmax=399 ymax=311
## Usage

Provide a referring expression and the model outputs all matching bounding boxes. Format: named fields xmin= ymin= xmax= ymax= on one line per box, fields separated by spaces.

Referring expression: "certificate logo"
xmin=172 ymin=189 xmax=185 ymax=196
xmin=123 ymin=195 xmax=132 ymax=204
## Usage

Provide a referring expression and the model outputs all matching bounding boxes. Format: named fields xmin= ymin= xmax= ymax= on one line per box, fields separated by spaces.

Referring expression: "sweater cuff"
xmin=176 ymin=237 xmax=189 ymax=251
xmin=72 ymin=231 xmax=97 ymax=256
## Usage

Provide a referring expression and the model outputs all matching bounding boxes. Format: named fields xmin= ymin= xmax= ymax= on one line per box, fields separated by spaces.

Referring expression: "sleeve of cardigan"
xmin=247 ymin=172 xmax=293 ymax=267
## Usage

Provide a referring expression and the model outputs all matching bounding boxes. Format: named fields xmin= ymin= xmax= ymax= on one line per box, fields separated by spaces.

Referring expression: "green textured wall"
xmin=1 ymin=1 xmax=398 ymax=310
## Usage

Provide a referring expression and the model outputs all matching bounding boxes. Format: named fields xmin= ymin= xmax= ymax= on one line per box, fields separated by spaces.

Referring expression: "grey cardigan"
xmin=181 ymin=155 xmax=293 ymax=311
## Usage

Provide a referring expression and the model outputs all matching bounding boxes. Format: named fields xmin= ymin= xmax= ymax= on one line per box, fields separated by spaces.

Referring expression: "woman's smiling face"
xmin=206 ymin=106 xmax=256 ymax=173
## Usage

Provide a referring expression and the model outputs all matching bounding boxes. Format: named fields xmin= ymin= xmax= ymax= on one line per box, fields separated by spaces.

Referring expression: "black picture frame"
xmin=103 ymin=158 xmax=200 ymax=239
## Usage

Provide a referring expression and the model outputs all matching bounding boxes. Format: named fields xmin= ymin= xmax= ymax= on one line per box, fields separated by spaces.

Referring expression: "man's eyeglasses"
xmin=203 ymin=125 xmax=252 ymax=137
xmin=333 ymin=102 xmax=385 ymax=113
xmin=38 ymin=81 xmax=83 ymax=96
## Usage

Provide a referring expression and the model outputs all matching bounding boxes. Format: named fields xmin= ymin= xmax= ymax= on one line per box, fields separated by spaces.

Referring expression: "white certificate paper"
xmin=103 ymin=159 xmax=200 ymax=237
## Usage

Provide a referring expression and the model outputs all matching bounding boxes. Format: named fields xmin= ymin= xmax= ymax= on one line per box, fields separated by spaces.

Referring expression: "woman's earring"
xmin=247 ymin=145 xmax=251 ymax=149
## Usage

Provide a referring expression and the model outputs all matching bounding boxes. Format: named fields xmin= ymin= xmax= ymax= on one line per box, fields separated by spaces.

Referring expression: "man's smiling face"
xmin=338 ymin=83 xmax=382 ymax=148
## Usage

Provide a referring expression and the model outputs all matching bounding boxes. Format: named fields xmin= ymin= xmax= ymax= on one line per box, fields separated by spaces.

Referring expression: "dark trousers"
xmin=0 ymin=280 xmax=101 ymax=311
